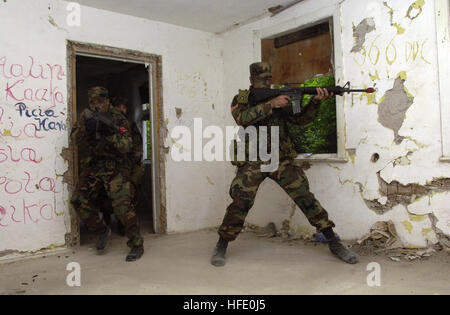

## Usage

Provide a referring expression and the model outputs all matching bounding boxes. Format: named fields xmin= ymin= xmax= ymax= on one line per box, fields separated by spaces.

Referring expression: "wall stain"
xmin=393 ymin=151 xmax=412 ymax=166
xmin=0 ymin=242 xmax=66 ymax=258
xmin=360 ymin=84 xmax=377 ymax=105
xmin=369 ymin=70 xmax=380 ymax=81
xmin=383 ymin=2 xmax=406 ymax=34
xmin=346 ymin=148 xmax=356 ymax=164
xmin=175 ymin=107 xmax=182 ymax=119
xmin=406 ymin=0 xmax=425 ymax=20
xmin=409 ymin=214 xmax=427 ymax=221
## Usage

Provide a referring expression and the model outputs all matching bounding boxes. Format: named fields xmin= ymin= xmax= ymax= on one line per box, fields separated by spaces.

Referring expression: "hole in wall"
xmin=371 ymin=153 xmax=380 ymax=163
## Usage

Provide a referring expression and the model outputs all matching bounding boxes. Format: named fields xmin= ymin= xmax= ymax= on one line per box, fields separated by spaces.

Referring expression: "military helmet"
xmin=88 ymin=86 xmax=109 ymax=98
xmin=88 ymin=86 xmax=109 ymax=112
xmin=249 ymin=62 xmax=272 ymax=79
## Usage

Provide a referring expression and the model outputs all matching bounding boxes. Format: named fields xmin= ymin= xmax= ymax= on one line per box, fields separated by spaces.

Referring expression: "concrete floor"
xmin=1 ymin=229 xmax=449 ymax=295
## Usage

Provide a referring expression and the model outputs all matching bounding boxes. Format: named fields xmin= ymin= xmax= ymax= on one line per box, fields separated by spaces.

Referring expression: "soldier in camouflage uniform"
xmin=211 ymin=62 xmax=358 ymax=266
xmin=110 ymin=97 xmax=145 ymax=191
xmin=71 ymin=87 xmax=144 ymax=262
xmin=111 ymin=97 xmax=145 ymax=236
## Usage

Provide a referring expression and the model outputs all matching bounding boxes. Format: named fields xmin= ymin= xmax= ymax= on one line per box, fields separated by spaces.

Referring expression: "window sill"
xmin=295 ymin=153 xmax=348 ymax=163
xmin=439 ymin=157 xmax=450 ymax=162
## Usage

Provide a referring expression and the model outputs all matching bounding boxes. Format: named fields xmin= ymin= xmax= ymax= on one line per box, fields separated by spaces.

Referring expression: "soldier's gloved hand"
xmin=85 ymin=118 xmax=97 ymax=135
xmin=269 ymin=95 xmax=291 ymax=109
xmin=313 ymin=88 xmax=334 ymax=102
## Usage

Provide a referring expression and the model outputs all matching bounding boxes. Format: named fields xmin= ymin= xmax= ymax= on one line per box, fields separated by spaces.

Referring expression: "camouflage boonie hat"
xmin=88 ymin=86 xmax=109 ymax=98
xmin=88 ymin=86 xmax=109 ymax=112
xmin=249 ymin=62 xmax=272 ymax=79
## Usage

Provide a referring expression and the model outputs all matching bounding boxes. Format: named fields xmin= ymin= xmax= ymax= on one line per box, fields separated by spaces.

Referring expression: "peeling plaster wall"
xmin=1 ymin=0 xmax=449 ymax=257
xmin=0 ymin=0 xmax=226 ymax=256
xmin=221 ymin=0 xmax=450 ymax=247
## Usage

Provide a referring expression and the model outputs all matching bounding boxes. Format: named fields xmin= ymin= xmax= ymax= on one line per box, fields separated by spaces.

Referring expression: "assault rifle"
xmin=248 ymin=81 xmax=375 ymax=114
xmin=84 ymin=108 xmax=124 ymax=140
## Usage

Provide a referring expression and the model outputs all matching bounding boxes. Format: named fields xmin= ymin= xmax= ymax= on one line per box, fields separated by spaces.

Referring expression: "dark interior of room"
xmin=76 ymin=55 xmax=154 ymax=239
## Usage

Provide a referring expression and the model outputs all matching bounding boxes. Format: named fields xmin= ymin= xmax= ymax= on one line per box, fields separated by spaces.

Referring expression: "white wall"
xmin=221 ymin=0 xmax=450 ymax=247
xmin=0 ymin=0 xmax=227 ymax=256
xmin=1 ymin=0 xmax=448 ymax=257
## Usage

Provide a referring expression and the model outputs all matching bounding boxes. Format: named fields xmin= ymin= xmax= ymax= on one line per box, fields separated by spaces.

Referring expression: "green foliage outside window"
xmin=146 ymin=120 xmax=152 ymax=159
xmin=286 ymin=75 xmax=337 ymax=154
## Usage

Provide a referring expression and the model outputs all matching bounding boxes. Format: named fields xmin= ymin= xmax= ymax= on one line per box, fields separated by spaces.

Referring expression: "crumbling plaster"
xmin=1 ymin=0 xmax=449 ymax=259
xmin=221 ymin=0 xmax=450 ymax=248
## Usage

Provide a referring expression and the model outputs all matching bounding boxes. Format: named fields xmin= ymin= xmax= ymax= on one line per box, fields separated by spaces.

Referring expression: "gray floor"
xmin=1 ymin=229 xmax=449 ymax=295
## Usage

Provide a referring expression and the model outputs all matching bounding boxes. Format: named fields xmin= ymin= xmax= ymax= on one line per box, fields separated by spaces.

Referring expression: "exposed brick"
xmin=387 ymin=182 xmax=398 ymax=196
xmin=397 ymin=184 xmax=412 ymax=195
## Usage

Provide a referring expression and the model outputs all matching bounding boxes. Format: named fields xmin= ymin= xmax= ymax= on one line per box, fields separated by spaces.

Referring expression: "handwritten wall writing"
xmin=0 ymin=199 xmax=64 ymax=227
xmin=0 ymin=107 xmax=46 ymax=139
xmin=0 ymin=145 xmax=43 ymax=164
xmin=15 ymin=102 xmax=66 ymax=132
xmin=0 ymin=171 xmax=59 ymax=195
xmin=0 ymin=170 xmax=64 ymax=228
xmin=0 ymin=56 xmax=68 ymax=234
xmin=0 ymin=56 xmax=65 ymax=108
xmin=353 ymin=35 xmax=430 ymax=67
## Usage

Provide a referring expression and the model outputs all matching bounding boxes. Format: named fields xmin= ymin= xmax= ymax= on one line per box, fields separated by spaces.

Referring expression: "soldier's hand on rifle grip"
xmin=269 ymin=95 xmax=291 ymax=109
xmin=313 ymin=88 xmax=334 ymax=102
xmin=85 ymin=118 xmax=97 ymax=135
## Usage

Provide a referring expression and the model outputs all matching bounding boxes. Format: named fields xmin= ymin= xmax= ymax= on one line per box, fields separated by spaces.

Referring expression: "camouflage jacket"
xmin=230 ymin=87 xmax=320 ymax=166
xmin=129 ymin=122 xmax=145 ymax=186
xmin=130 ymin=122 xmax=143 ymax=165
xmin=71 ymin=107 xmax=133 ymax=171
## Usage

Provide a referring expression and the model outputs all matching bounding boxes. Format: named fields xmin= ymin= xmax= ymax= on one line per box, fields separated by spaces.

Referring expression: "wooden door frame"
xmin=65 ymin=41 xmax=167 ymax=246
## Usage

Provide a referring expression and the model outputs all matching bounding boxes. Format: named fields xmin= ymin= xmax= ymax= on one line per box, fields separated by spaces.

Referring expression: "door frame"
xmin=66 ymin=41 xmax=167 ymax=245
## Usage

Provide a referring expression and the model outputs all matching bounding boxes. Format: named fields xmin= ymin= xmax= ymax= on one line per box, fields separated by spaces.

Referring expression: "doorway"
xmin=67 ymin=42 xmax=166 ymax=246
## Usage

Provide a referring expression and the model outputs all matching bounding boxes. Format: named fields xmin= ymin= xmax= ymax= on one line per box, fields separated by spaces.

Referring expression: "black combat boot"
xmin=211 ymin=236 xmax=228 ymax=267
xmin=322 ymin=227 xmax=358 ymax=264
xmin=126 ymin=246 xmax=144 ymax=262
xmin=96 ymin=226 xmax=111 ymax=254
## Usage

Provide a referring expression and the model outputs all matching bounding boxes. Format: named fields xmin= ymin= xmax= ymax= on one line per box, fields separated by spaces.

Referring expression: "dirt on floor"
xmin=1 ymin=228 xmax=449 ymax=295
xmin=240 ymin=223 xmax=450 ymax=264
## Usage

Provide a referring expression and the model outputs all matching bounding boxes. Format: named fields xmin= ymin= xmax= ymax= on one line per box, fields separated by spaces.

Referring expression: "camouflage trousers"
xmin=218 ymin=159 xmax=335 ymax=241
xmin=71 ymin=167 xmax=143 ymax=248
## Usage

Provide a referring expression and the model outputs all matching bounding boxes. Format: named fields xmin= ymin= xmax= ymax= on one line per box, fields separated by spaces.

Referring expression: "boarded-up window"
xmin=262 ymin=21 xmax=337 ymax=154
xmin=262 ymin=21 xmax=333 ymax=84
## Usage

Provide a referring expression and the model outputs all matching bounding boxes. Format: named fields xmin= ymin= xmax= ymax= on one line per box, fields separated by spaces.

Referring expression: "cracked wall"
xmin=335 ymin=0 xmax=449 ymax=248
xmin=1 ymin=0 xmax=446 ymax=257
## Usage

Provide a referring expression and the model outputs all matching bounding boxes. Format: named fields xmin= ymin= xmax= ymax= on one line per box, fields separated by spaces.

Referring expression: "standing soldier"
xmin=71 ymin=87 xmax=144 ymax=261
xmin=111 ymin=97 xmax=145 ymax=192
xmin=211 ymin=62 xmax=358 ymax=266
xmin=111 ymin=97 xmax=145 ymax=225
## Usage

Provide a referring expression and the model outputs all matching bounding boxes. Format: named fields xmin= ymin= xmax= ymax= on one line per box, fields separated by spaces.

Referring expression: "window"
xmin=256 ymin=3 xmax=347 ymax=162
xmin=262 ymin=21 xmax=336 ymax=155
